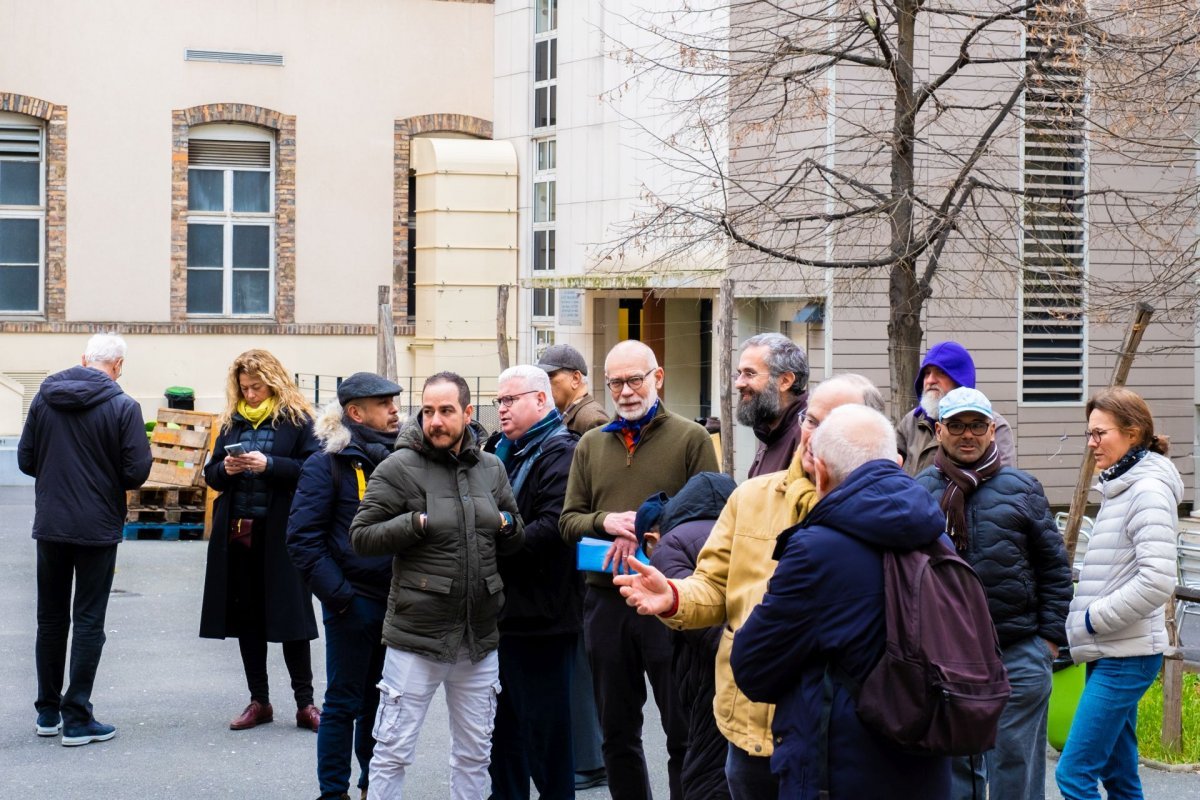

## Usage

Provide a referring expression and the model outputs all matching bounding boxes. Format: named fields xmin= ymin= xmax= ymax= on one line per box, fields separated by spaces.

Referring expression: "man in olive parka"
xmin=351 ymin=372 xmax=524 ymax=799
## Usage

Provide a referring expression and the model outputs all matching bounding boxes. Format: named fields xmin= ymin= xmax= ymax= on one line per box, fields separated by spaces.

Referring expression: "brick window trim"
xmin=394 ymin=113 xmax=493 ymax=325
xmin=0 ymin=93 xmax=66 ymax=321
xmin=171 ymin=103 xmax=297 ymax=324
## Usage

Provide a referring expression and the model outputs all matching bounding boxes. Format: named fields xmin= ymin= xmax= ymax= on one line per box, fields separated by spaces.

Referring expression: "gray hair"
xmin=498 ymin=364 xmax=552 ymax=397
xmin=811 ymin=404 xmax=897 ymax=488
xmin=83 ymin=332 xmax=127 ymax=365
xmin=742 ymin=332 xmax=809 ymax=395
xmin=815 ymin=373 xmax=885 ymax=413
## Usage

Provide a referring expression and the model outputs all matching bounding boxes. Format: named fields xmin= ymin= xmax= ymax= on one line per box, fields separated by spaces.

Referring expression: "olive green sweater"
xmin=560 ymin=403 xmax=719 ymax=588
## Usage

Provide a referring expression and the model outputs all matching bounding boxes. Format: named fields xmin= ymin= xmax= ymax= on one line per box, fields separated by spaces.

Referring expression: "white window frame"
xmin=186 ymin=124 xmax=276 ymax=318
xmin=533 ymin=9 xmax=557 ymax=130
xmin=0 ymin=114 xmax=45 ymax=315
xmin=532 ymin=137 xmax=556 ymax=274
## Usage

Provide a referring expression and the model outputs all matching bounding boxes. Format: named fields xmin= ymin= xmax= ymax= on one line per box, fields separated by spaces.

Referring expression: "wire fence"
xmin=294 ymin=373 xmax=501 ymax=433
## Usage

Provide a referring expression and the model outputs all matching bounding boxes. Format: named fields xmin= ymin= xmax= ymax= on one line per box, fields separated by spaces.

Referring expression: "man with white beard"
xmin=560 ymin=339 xmax=719 ymax=800
xmin=896 ymin=341 xmax=1015 ymax=476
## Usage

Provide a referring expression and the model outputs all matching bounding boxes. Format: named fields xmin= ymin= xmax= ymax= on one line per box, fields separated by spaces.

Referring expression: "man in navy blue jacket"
xmin=287 ymin=372 xmax=400 ymax=800
xmin=731 ymin=404 xmax=951 ymax=800
xmin=484 ymin=364 xmax=580 ymax=800
xmin=18 ymin=333 xmax=152 ymax=747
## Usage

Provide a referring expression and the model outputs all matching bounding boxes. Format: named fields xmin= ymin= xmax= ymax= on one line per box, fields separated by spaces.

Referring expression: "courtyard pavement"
xmin=0 ymin=486 xmax=1196 ymax=798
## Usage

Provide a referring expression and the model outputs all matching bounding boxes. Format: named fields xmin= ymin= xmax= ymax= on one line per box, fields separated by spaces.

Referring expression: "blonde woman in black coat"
xmin=200 ymin=349 xmax=320 ymax=732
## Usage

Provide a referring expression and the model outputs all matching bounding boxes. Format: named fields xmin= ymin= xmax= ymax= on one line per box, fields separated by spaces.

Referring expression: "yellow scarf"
xmin=237 ymin=397 xmax=276 ymax=429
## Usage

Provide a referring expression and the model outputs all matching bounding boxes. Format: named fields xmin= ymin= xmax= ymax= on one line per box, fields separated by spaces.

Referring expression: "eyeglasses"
xmin=493 ymin=390 xmax=539 ymax=408
xmin=800 ymin=411 xmax=819 ymax=430
xmin=1083 ymin=427 xmax=1114 ymax=444
xmin=942 ymin=420 xmax=991 ymax=436
xmin=605 ymin=372 xmax=649 ymax=392
xmin=732 ymin=369 xmax=762 ymax=382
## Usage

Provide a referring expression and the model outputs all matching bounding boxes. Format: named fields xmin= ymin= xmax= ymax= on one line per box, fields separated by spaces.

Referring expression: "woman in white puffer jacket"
xmin=1056 ymin=387 xmax=1181 ymax=800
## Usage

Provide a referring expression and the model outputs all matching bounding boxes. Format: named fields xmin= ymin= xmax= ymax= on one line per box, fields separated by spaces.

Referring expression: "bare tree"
xmin=607 ymin=0 xmax=1200 ymax=413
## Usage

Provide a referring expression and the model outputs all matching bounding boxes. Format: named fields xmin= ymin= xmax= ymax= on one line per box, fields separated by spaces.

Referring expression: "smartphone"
xmin=224 ymin=443 xmax=247 ymax=457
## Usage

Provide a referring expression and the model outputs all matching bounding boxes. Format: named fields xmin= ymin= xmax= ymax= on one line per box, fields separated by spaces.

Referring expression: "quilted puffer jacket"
xmin=1066 ymin=452 xmax=1182 ymax=664
xmin=915 ymin=465 xmax=1072 ymax=648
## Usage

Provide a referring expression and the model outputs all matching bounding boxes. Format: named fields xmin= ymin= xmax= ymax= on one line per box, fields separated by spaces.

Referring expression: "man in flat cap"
xmin=538 ymin=344 xmax=609 ymax=435
xmin=288 ymin=372 xmax=402 ymax=800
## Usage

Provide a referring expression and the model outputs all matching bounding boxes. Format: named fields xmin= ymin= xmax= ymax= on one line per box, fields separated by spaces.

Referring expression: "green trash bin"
xmin=1047 ymin=652 xmax=1086 ymax=751
xmin=164 ymin=386 xmax=195 ymax=410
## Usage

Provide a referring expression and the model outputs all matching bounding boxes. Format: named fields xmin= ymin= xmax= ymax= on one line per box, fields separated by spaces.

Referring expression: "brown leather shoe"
xmin=229 ymin=700 xmax=273 ymax=730
xmin=295 ymin=704 xmax=321 ymax=732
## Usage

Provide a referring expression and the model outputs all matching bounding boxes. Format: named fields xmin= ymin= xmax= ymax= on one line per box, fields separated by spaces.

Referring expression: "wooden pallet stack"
xmin=124 ymin=408 xmax=218 ymax=541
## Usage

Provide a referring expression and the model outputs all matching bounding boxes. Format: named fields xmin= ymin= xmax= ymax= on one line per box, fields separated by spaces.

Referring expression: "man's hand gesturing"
xmin=613 ymin=558 xmax=675 ymax=616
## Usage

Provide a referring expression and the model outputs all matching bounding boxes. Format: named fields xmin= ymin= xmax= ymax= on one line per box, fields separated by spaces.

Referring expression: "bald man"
xmin=560 ymin=340 xmax=718 ymax=800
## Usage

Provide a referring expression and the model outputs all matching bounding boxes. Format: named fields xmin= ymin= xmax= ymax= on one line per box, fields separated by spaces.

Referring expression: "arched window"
xmin=0 ymin=112 xmax=45 ymax=313
xmin=186 ymin=123 xmax=275 ymax=316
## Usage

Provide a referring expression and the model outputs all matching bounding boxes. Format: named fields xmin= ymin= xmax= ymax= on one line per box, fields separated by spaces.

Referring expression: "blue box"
xmin=576 ymin=537 xmax=650 ymax=574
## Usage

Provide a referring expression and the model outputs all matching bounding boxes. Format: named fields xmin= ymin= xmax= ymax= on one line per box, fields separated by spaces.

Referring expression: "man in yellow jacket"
xmin=614 ymin=374 xmax=884 ymax=799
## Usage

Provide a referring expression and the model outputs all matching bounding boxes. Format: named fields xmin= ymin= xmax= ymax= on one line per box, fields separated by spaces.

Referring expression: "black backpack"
xmin=831 ymin=541 xmax=1011 ymax=756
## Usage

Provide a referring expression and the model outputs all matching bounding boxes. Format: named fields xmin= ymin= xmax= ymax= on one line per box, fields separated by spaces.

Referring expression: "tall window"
xmin=0 ymin=119 xmax=43 ymax=313
xmin=534 ymin=0 xmax=557 ymax=129
xmin=1020 ymin=7 xmax=1087 ymax=403
xmin=533 ymin=139 xmax=556 ymax=273
xmin=186 ymin=126 xmax=274 ymax=316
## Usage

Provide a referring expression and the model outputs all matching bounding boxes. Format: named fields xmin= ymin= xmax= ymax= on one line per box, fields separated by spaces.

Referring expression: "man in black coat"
xmin=915 ymin=387 xmax=1071 ymax=800
xmin=484 ymin=365 xmax=580 ymax=800
xmin=18 ymin=333 xmax=152 ymax=747
xmin=643 ymin=472 xmax=737 ymax=800
xmin=287 ymin=372 xmax=401 ymax=800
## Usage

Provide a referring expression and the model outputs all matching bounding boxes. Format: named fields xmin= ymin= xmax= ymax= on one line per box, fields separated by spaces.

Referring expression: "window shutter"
xmin=0 ymin=126 xmax=42 ymax=159
xmin=188 ymin=139 xmax=271 ymax=169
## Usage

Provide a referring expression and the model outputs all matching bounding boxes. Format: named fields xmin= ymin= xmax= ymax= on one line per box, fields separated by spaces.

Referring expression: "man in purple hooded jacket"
xmin=896 ymin=341 xmax=1015 ymax=476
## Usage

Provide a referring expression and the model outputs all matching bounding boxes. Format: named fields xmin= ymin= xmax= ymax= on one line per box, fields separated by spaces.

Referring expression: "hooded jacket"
xmin=916 ymin=465 xmax=1071 ymax=648
xmin=731 ymin=460 xmax=951 ymax=800
xmin=350 ymin=419 xmax=525 ymax=664
xmin=896 ymin=342 xmax=1015 ymax=476
xmin=650 ymin=472 xmax=737 ymax=800
xmin=661 ymin=449 xmax=819 ymax=758
xmin=18 ymin=366 xmax=152 ymax=545
xmin=286 ymin=402 xmax=395 ymax=612
xmin=1067 ymin=451 xmax=1182 ymax=664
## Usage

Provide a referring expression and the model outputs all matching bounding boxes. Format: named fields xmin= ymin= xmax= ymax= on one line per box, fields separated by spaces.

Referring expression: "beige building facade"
xmin=0 ymin=0 xmax=515 ymax=436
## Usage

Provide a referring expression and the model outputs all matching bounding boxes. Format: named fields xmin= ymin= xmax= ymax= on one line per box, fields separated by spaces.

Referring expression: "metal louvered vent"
xmin=185 ymin=49 xmax=284 ymax=66
xmin=188 ymin=139 xmax=271 ymax=168
xmin=0 ymin=126 xmax=41 ymax=159
xmin=4 ymin=372 xmax=48 ymax=422
xmin=1020 ymin=6 xmax=1086 ymax=404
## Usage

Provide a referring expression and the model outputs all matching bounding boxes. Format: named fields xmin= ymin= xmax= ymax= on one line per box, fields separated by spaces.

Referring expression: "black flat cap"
xmin=337 ymin=372 xmax=403 ymax=404
xmin=536 ymin=344 xmax=588 ymax=376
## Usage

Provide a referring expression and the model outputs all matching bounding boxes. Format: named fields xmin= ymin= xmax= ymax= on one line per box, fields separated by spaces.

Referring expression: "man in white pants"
xmin=351 ymin=372 xmax=525 ymax=799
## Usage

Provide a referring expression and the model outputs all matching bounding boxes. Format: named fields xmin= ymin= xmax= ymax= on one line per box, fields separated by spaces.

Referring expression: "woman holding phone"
xmin=200 ymin=349 xmax=321 ymax=732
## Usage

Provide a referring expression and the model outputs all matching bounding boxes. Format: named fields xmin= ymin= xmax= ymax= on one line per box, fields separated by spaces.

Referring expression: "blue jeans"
xmin=1055 ymin=654 xmax=1163 ymax=800
xmin=952 ymin=635 xmax=1054 ymax=800
xmin=35 ymin=541 xmax=118 ymax=728
xmin=318 ymin=596 xmax=387 ymax=799
xmin=724 ymin=742 xmax=778 ymax=800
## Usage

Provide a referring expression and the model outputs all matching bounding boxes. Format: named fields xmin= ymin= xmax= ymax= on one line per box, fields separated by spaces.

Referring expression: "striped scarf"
xmin=934 ymin=441 xmax=1001 ymax=551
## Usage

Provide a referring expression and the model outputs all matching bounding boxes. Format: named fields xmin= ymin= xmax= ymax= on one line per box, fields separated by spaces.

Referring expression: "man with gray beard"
xmin=734 ymin=333 xmax=809 ymax=478
xmin=896 ymin=341 xmax=1015 ymax=476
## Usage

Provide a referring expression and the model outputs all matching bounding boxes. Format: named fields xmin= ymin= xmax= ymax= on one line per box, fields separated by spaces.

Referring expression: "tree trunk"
xmin=889 ymin=261 xmax=924 ymax=419
xmin=887 ymin=1 xmax=924 ymax=419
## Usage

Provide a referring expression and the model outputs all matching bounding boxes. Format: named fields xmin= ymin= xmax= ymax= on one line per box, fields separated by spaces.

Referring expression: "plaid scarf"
xmin=934 ymin=441 xmax=1002 ymax=550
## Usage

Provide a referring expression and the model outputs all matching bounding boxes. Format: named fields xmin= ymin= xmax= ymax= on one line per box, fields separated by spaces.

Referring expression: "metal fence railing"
xmin=295 ymin=374 xmax=501 ymax=434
